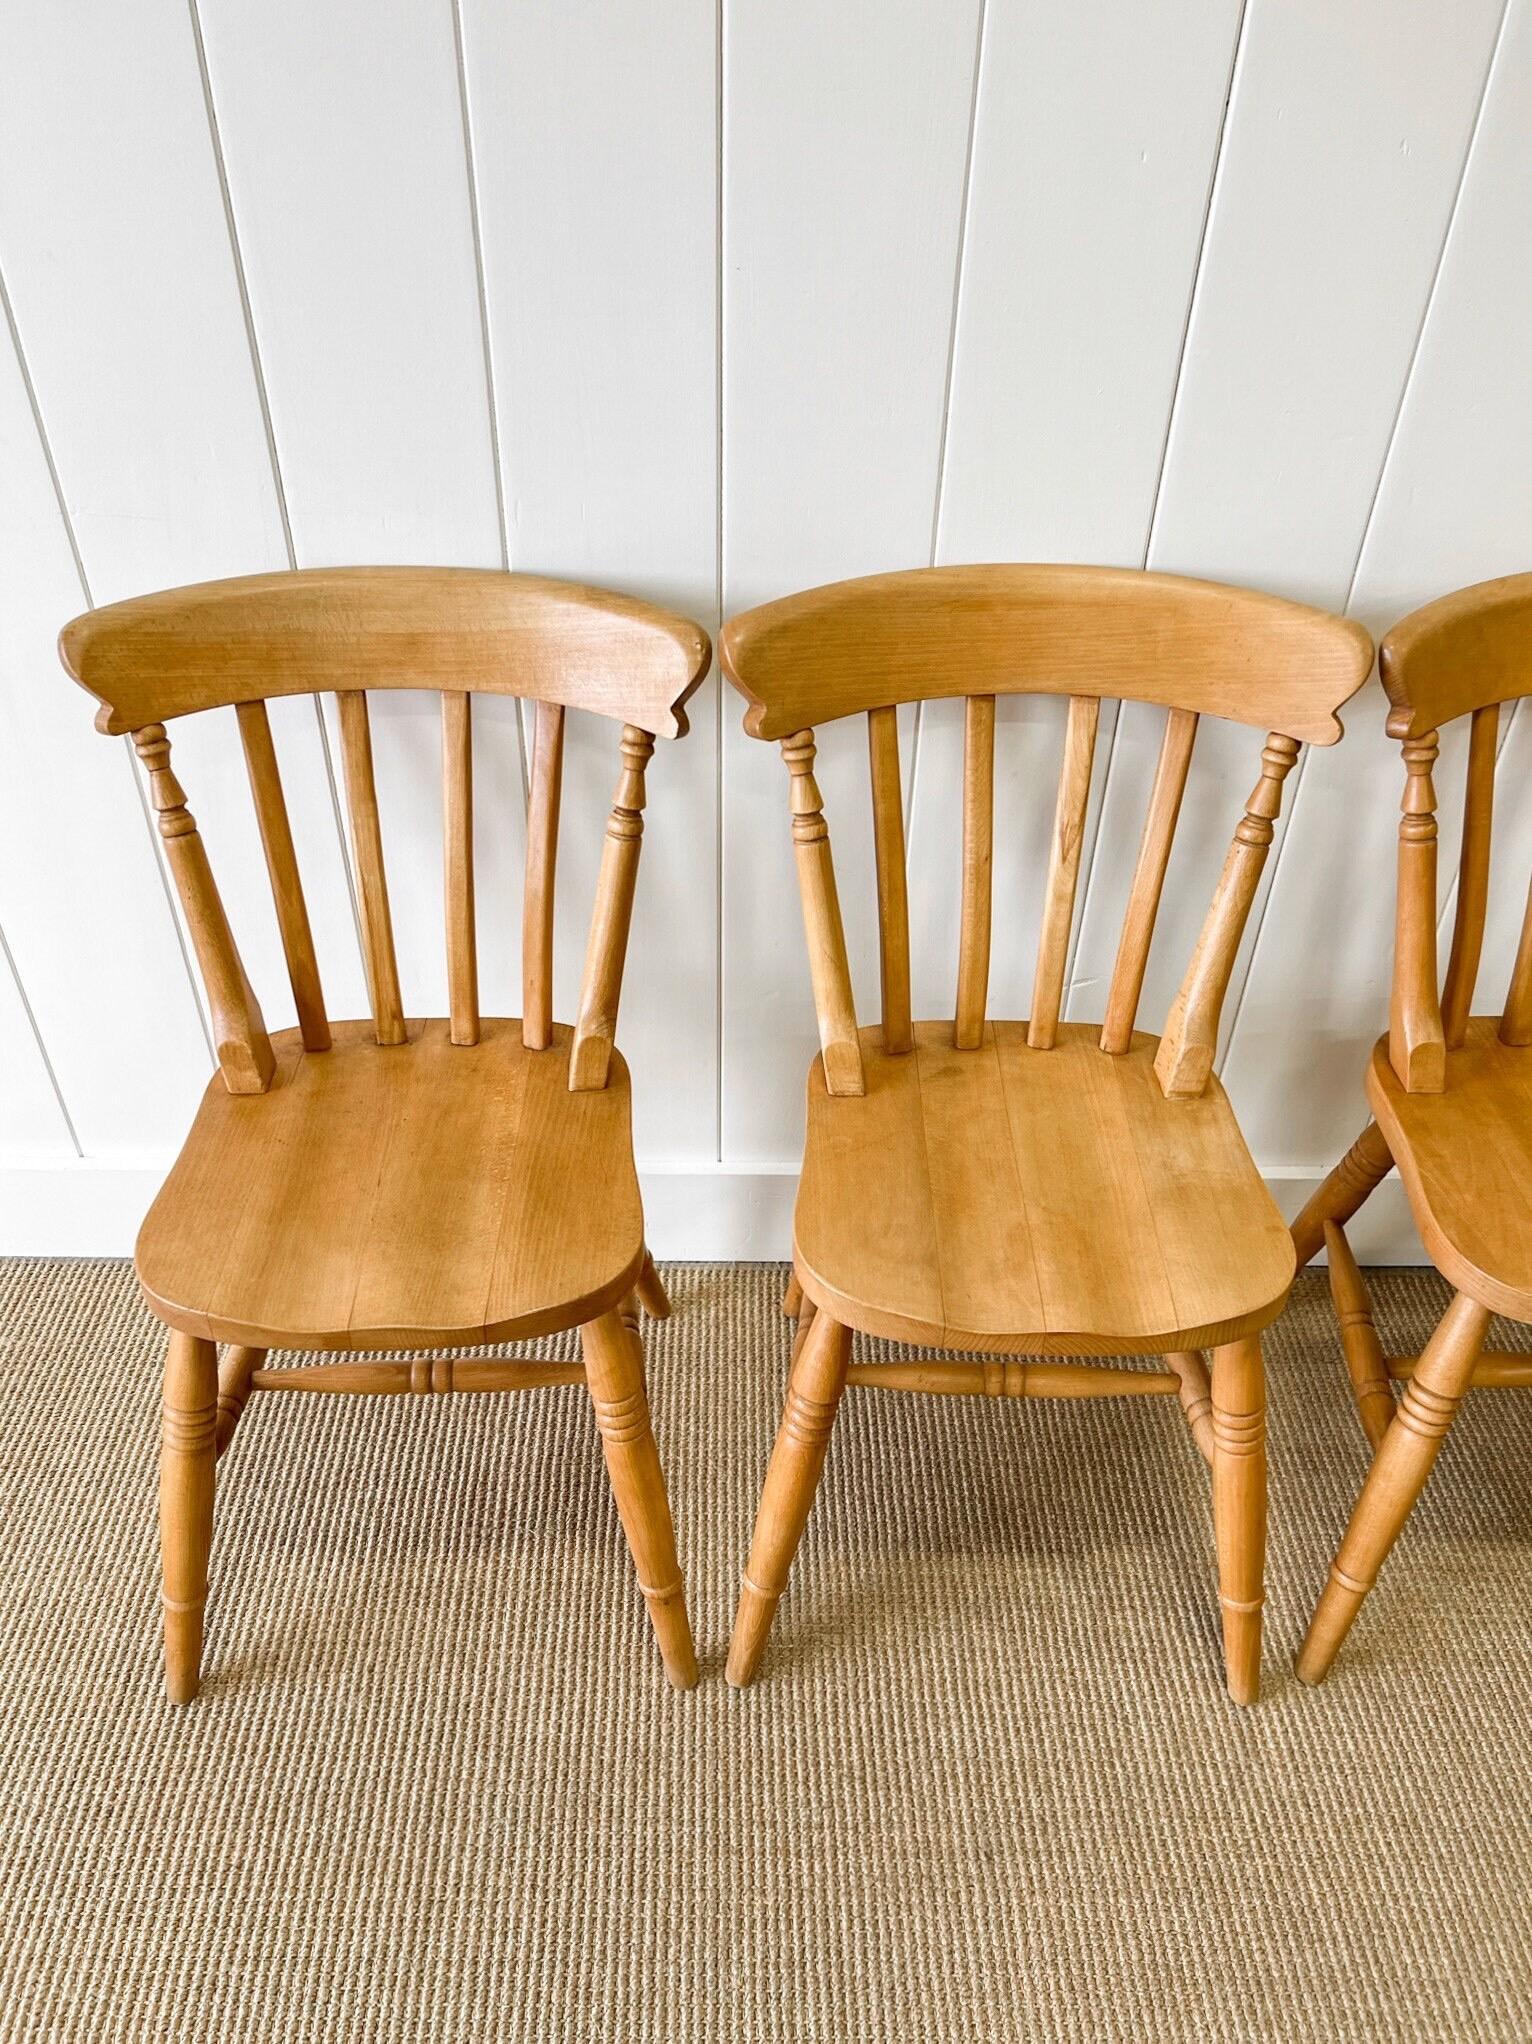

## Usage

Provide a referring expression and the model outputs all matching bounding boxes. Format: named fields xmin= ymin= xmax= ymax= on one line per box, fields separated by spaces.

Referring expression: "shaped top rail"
xmin=720 ymin=563 xmax=1371 ymax=744
xmin=1380 ymin=571 xmax=1532 ymax=735
xmin=60 ymin=566 xmax=712 ymax=738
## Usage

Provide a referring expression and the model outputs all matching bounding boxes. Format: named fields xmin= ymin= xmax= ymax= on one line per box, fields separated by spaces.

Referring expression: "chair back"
xmin=61 ymin=567 xmax=710 ymax=1093
xmin=720 ymin=564 xmax=1372 ymax=1097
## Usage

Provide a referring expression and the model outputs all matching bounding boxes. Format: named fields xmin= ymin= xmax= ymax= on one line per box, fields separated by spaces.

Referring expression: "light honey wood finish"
xmin=722 ymin=562 xmax=1371 ymax=1704
xmin=571 ymin=726 xmax=653 ymax=1092
xmin=720 ymin=565 xmax=1371 ymax=742
xmin=134 ymin=724 xmax=276 ymax=1094
xmin=62 ymin=567 xmax=709 ymax=1701
xmin=1298 ymin=575 xmax=1532 ymax=1683
xmin=792 ymin=1024 xmax=1294 ymax=1356
xmin=236 ymin=701 xmax=329 ymax=1052
xmin=1101 ymin=708 xmax=1197 ymax=1054
xmin=337 ymin=689 xmax=407 ymax=1048
xmin=867 ymin=705 xmax=912 ymax=1054
xmin=60 ymin=566 xmax=710 ymax=739
xmin=1029 ymin=695 xmax=1099 ymax=1049
xmin=442 ymin=690 xmax=479 ymax=1047
xmin=780 ymin=730 xmax=863 ymax=1095
xmin=955 ymin=695 xmax=995 ymax=1049
xmin=522 ymin=699 xmax=564 ymax=1051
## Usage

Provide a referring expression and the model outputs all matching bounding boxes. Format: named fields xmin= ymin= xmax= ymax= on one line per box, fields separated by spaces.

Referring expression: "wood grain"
xmin=721 ymin=565 xmax=1370 ymax=744
xmin=60 ymin=567 xmax=711 ymax=739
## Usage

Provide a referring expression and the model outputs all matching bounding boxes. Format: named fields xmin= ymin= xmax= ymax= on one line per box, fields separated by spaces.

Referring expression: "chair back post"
xmin=866 ymin=705 xmax=912 ymax=1054
xmin=236 ymin=699 xmax=330 ymax=1051
xmin=570 ymin=724 xmax=654 ymax=1092
xmin=1440 ymin=700 xmax=1497 ymax=1048
xmin=134 ymin=723 xmax=275 ymax=1094
xmin=1029 ymin=693 xmax=1100 ymax=1049
xmin=1155 ymin=732 xmax=1299 ymax=1099
xmin=781 ymin=729 xmax=864 ymax=1095
xmin=954 ymin=696 xmax=995 ymax=1049
xmin=441 ymin=689 xmax=479 ymax=1047
xmin=1388 ymin=710 xmax=1446 ymax=1092
xmin=1504 ymin=881 xmax=1532 ymax=1046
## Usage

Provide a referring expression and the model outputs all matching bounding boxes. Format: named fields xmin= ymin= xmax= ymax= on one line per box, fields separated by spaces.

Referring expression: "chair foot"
xmin=1297 ymin=1289 xmax=1489 ymax=1685
xmin=1211 ymin=1336 xmax=1265 ymax=1705
xmin=159 ymin=1330 xmax=218 ymax=1704
xmin=582 ymin=1309 xmax=697 ymax=1689
xmin=636 ymin=1250 xmax=671 ymax=1320
xmin=727 ymin=1310 xmax=851 ymax=1687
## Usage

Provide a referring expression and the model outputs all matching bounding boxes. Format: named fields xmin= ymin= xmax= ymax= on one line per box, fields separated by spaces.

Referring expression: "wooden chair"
xmin=59 ymin=566 xmax=710 ymax=1701
xmin=719 ymin=565 xmax=1372 ymax=1703
xmin=1293 ymin=573 xmax=1532 ymax=1684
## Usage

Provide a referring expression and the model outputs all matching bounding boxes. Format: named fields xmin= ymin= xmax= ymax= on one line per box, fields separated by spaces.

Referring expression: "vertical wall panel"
xmin=721 ymin=0 xmax=982 ymax=1158
xmin=198 ymin=0 xmax=510 ymax=1025
xmin=1224 ymin=0 xmax=1531 ymax=1166
xmin=0 ymin=300 xmax=211 ymax=1153
xmin=0 ymin=0 xmax=360 ymax=1071
xmin=906 ymin=0 xmax=1245 ymax=1026
xmin=461 ymin=0 xmax=719 ymax=1160
xmin=0 ymin=937 xmax=74 ymax=1159
xmin=1065 ymin=0 xmax=1506 ymax=1093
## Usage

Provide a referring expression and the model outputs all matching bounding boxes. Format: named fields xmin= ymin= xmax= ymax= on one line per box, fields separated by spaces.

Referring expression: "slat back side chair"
xmin=60 ymin=566 xmax=711 ymax=1700
xmin=719 ymin=564 xmax=1373 ymax=1703
xmin=1292 ymin=571 xmax=1532 ymax=1684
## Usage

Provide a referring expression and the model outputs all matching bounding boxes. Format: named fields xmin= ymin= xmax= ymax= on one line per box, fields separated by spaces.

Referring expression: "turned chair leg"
xmin=160 ymin=1330 xmax=219 ymax=1704
xmin=1297 ymin=1289 xmax=1490 ymax=1685
xmin=214 ymin=1345 xmax=265 ymax=1459
xmin=1290 ymin=1121 xmax=1393 ymax=1268
xmin=1211 ymin=1336 xmax=1266 ymax=1705
xmin=635 ymin=1249 xmax=671 ymax=1320
xmin=782 ymin=1271 xmax=803 ymax=1318
xmin=728 ymin=1309 xmax=851 ymax=1688
xmin=582 ymin=1309 xmax=698 ymax=1690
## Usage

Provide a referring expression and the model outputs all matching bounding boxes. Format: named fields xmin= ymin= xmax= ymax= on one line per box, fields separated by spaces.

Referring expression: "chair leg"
xmin=1211 ymin=1336 xmax=1266 ymax=1705
xmin=635 ymin=1250 xmax=671 ymax=1320
xmin=790 ymin=1295 xmax=818 ymax=1363
xmin=1289 ymin=1120 xmax=1393 ymax=1268
xmin=159 ymin=1330 xmax=219 ymax=1705
xmin=582 ymin=1309 xmax=698 ymax=1690
xmin=1297 ymin=1289 xmax=1490 ymax=1685
xmin=727 ymin=1309 xmax=851 ymax=1688
xmin=782 ymin=1271 xmax=803 ymax=1318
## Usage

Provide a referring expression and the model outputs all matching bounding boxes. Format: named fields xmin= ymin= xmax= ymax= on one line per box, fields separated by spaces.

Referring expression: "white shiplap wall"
xmin=0 ymin=0 xmax=1527 ymax=1257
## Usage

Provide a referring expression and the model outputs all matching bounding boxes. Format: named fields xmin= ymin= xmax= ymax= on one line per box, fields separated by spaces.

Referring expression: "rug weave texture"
xmin=0 ymin=1260 xmax=1529 ymax=2042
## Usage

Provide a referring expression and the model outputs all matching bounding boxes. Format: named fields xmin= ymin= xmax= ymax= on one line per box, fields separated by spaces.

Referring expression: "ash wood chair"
xmin=720 ymin=565 xmax=1372 ymax=1703
xmin=1293 ymin=572 xmax=1532 ymax=1684
xmin=60 ymin=567 xmax=710 ymax=1701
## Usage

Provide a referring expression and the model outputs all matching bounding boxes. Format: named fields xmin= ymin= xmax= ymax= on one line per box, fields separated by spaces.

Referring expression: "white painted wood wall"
xmin=2 ymin=0 xmax=1528 ymax=1259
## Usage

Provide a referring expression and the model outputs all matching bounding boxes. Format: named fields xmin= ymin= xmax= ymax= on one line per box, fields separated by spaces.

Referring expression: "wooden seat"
xmin=59 ymin=567 xmax=711 ymax=1700
xmin=719 ymin=564 xmax=1373 ymax=1704
xmin=138 ymin=1021 xmax=647 ymax=1352
xmin=1367 ymin=1023 xmax=1532 ymax=1322
xmin=797 ymin=1023 xmax=1294 ymax=1356
xmin=1293 ymin=573 xmax=1532 ymax=1685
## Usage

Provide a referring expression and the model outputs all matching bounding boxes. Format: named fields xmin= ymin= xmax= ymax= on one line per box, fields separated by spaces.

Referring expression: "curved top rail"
xmin=720 ymin=564 xmax=1371 ymax=743
xmin=1380 ymin=571 xmax=1532 ymax=735
xmin=60 ymin=566 xmax=712 ymax=738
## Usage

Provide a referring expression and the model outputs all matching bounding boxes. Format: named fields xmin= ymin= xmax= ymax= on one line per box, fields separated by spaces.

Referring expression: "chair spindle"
xmin=1155 ymin=731 xmax=1299 ymax=1098
xmin=134 ymin=723 xmax=275 ymax=1093
xmin=523 ymin=699 xmax=565 ymax=1050
xmin=1101 ymin=708 xmax=1198 ymax=1053
xmin=236 ymin=700 xmax=330 ymax=1052
xmin=1388 ymin=712 xmax=1445 ymax=1092
xmin=955 ymin=695 xmax=995 ymax=1049
xmin=336 ymin=690 xmax=406 ymax=1047
xmin=1441 ymin=701 xmax=1497 ymax=1049
xmin=442 ymin=690 xmax=479 ymax=1046
xmin=779 ymin=729 xmax=863 ymax=1096
xmin=1504 ymin=874 xmax=1532 ymax=1046
xmin=1029 ymin=695 xmax=1100 ymax=1049
xmin=867 ymin=705 xmax=912 ymax=1054
xmin=570 ymin=724 xmax=653 ymax=1092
